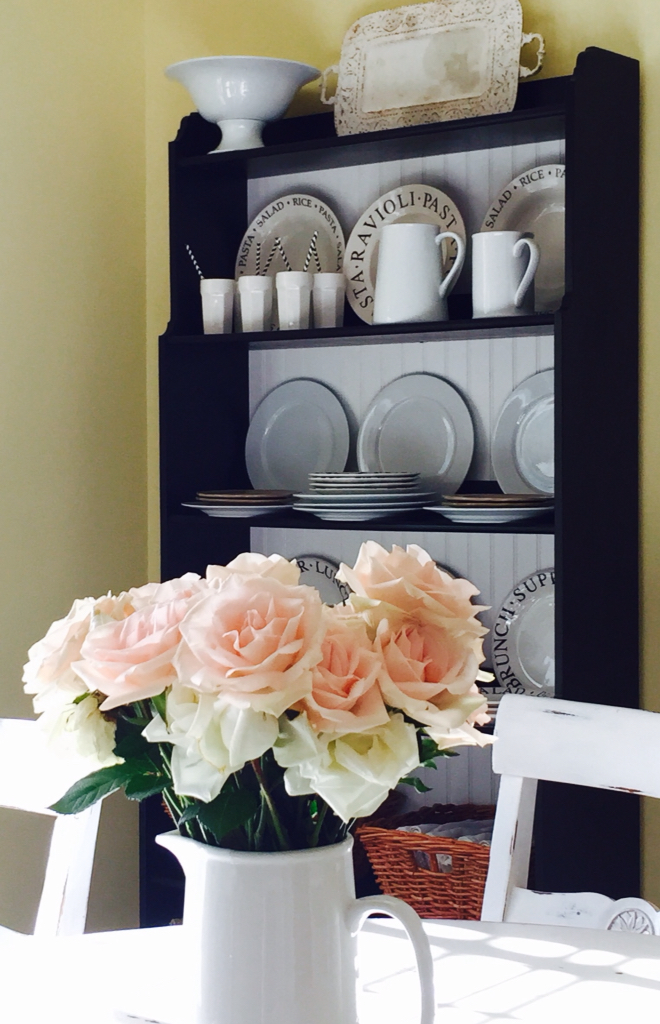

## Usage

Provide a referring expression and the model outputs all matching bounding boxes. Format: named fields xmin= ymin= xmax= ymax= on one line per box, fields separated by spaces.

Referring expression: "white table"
xmin=3 ymin=918 xmax=660 ymax=1023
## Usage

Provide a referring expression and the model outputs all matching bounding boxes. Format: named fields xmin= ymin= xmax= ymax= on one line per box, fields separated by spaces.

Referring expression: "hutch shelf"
xmin=143 ymin=47 xmax=639 ymax=927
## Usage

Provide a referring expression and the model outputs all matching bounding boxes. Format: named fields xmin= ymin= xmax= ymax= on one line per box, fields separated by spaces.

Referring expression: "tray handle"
xmin=519 ymin=33 xmax=545 ymax=79
xmin=320 ymin=65 xmax=339 ymax=105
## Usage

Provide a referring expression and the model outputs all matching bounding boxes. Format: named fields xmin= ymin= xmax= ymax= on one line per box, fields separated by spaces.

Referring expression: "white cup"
xmin=472 ymin=231 xmax=540 ymax=318
xmin=237 ymin=275 xmax=273 ymax=333
xmin=372 ymin=222 xmax=466 ymax=324
xmin=200 ymin=278 xmax=235 ymax=334
xmin=313 ymin=272 xmax=346 ymax=328
xmin=276 ymin=271 xmax=312 ymax=330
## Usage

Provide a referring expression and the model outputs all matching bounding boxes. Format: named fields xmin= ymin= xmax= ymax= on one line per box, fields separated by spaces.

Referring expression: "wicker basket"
xmin=356 ymin=803 xmax=494 ymax=920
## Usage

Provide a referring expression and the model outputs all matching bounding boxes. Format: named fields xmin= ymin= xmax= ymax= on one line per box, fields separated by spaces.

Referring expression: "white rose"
xmin=144 ymin=684 xmax=278 ymax=802
xmin=39 ymin=694 xmax=122 ymax=773
xmin=274 ymin=712 xmax=420 ymax=822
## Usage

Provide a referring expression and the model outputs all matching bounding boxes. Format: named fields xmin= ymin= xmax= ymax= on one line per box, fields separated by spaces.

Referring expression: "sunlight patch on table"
xmin=566 ymin=948 xmax=626 ymax=967
xmin=458 ymin=968 xmax=575 ymax=1014
xmin=488 ymin=937 xmax=577 ymax=959
xmin=511 ymin=978 xmax=660 ymax=1022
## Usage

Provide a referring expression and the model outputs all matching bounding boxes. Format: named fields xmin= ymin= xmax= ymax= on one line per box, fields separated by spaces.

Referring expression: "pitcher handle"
xmin=320 ymin=65 xmax=339 ymax=105
xmin=519 ymin=33 xmax=545 ymax=79
xmin=435 ymin=230 xmax=466 ymax=300
xmin=348 ymin=894 xmax=435 ymax=1024
xmin=513 ymin=237 xmax=540 ymax=307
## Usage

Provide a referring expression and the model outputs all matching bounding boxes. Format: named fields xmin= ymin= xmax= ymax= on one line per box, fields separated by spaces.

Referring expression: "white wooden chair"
xmin=0 ymin=718 xmax=101 ymax=938
xmin=481 ymin=694 xmax=660 ymax=934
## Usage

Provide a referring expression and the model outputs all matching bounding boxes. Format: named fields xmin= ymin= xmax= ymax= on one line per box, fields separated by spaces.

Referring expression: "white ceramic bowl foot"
xmin=213 ymin=118 xmax=265 ymax=152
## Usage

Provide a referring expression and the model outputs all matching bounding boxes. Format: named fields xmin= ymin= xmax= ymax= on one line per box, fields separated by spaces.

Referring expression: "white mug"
xmin=237 ymin=275 xmax=273 ymax=333
xmin=276 ymin=271 xmax=312 ymax=330
xmin=472 ymin=231 xmax=540 ymax=318
xmin=372 ymin=222 xmax=466 ymax=324
xmin=200 ymin=278 xmax=235 ymax=334
xmin=313 ymin=272 xmax=345 ymax=328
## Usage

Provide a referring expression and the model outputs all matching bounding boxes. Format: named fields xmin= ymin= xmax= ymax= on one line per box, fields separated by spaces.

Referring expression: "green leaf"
xmin=151 ymin=693 xmax=168 ymax=721
xmin=420 ymin=759 xmax=438 ymax=770
xmin=115 ymin=730 xmax=153 ymax=761
xmin=124 ymin=774 xmax=167 ymax=801
xmin=178 ymin=801 xmax=203 ymax=825
xmin=399 ymin=776 xmax=432 ymax=794
xmin=419 ymin=734 xmax=442 ymax=762
xmin=50 ymin=763 xmax=133 ymax=814
xmin=197 ymin=786 xmax=260 ymax=843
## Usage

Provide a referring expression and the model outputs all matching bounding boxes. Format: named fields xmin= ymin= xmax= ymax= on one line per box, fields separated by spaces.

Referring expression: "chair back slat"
xmin=0 ymin=718 xmax=101 ymax=937
xmin=492 ymin=695 xmax=660 ymax=798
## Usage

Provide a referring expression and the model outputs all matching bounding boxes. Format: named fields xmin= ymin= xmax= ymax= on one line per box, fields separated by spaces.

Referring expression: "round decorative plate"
xmin=492 ymin=568 xmax=555 ymax=697
xmin=481 ymin=165 xmax=565 ymax=312
xmin=245 ymin=379 xmax=349 ymax=491
xmin=235 ymin=194 xmax=344 ymax=277
xmin=344 ymin=184 xmax=466 ymax=323
xmin=357 ymin=373 xmax=474 ymax=493
xmin=492 ymin=369 xmax=554 ymax=496
xmin=293 ymin=554 xmax=350 ymax=605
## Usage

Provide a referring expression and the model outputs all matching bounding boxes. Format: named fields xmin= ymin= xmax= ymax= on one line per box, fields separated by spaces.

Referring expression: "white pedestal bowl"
xmin=165 ymin=56 xmax=321 ymax=153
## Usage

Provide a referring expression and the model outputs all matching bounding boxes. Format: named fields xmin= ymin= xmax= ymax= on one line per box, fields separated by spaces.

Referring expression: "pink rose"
xmin=376 ymin=618 xmax=489 ymax=736
xmin=129 ymin=573 xmax=206 ymax=609
xmin=75 ymin=598 xmax=193 ymax=711
xmin=338 ymin=542 xmax=487 ymax=645
xmin=299 ymin=610 xmax=389 ymax=735
xmin=23 ymin=592 xmax=135 ymax=712
xmin=206 ymin=553 xmax=300 ymax=587
xmin=174 ymin=575 xmax=324 ymax=716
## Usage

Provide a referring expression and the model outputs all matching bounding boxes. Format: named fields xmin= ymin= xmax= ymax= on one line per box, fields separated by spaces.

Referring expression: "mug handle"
xmin=320 ymin=65 xmax=339 ymax=105
xmin=347 ymin=894 xmax=435 ymax=1024
xmin=435 ymin=231 xmax=466 ymax=300
xmin=519 ymin=33 xmax=545 ymax=79
xmin=513 ymin=237 xmax=540 ymax=307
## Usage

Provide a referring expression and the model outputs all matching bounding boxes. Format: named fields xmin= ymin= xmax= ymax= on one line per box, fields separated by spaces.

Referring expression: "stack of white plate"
xmin=296 ymin=472 xmax=434 ymax=521
xmin=308 ymin=472 xmax=420 ymax=492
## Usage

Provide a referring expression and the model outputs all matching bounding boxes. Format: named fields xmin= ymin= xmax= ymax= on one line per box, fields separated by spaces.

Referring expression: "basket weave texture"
xmin=356 ymin=802 xmax=494 ymax=920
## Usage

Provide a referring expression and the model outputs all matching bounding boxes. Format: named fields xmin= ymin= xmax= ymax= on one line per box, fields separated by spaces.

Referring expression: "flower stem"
xmin=251 ymin=759 xmax=291 ymax=851
xmin=309 ymin=801 xmax=328 ymax=847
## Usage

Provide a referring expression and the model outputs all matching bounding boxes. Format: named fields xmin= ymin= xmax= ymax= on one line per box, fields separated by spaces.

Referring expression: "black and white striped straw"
xmin=303 ymin=231 xmax=319 ymax=273
xmin=185 ymin=244 xmax=204 ymax=279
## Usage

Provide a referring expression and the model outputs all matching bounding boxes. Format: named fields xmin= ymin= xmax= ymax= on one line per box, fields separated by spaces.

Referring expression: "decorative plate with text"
xmin=344 ymin=184 xmax=465 ymax=323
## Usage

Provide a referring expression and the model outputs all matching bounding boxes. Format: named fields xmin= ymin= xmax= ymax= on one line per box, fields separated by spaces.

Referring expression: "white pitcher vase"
xmin=157 ymin=831 xmax=435 ymax=1024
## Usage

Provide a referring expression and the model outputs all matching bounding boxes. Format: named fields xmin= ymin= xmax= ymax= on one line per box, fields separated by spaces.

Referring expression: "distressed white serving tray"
xmin=321 ymin=0 xmax=544 ymax=136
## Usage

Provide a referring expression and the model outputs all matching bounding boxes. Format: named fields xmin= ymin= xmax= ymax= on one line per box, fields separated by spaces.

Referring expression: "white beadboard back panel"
xmin=249 ymin=334 xmax=554 ymax=481
xmin=250 ymin=527 xmax=554 ymax=807
xmin=247 ymin=137 xmax=565 ymax=293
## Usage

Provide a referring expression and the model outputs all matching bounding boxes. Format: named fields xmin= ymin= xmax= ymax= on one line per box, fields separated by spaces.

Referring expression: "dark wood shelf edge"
xmin=178 ymin=104 xmax=567 ymax=170
xmin=167 ymin=511 xmax=555 ymax=535
xmin=161 ymin=314 xmax=556 ymax=348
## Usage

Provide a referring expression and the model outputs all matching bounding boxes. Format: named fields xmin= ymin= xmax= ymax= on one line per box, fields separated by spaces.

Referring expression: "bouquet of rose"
xmin=23 ymin=542 xmax=492 ymax=852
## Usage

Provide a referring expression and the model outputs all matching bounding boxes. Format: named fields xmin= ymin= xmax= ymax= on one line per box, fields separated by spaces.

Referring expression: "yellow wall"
xmin=0 ymin=1 xmax=147 ymax=930
xmin=145 ymin=0 xmax=660 ymax=900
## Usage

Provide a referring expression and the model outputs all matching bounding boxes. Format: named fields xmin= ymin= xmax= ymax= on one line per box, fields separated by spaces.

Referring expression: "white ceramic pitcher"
xmin=157 ymin=831 xmax=435 ymax=1024
xmin=373 ymin=221 xmax=466 ymax=324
